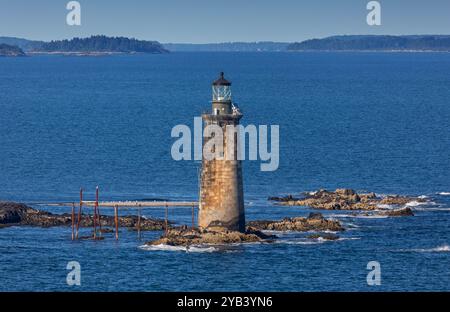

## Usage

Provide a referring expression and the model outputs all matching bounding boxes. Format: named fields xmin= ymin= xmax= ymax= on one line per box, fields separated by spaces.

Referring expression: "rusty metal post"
xmin=71 ymin=203 xmax=75 ymax=240
xmin=93 ymin=189 xmax=97 ymax=239
xmin=114 ymin=204 xmax=119 ymax=240
xmin=76 ymin=188 xmax=83 ymax=239
xmin=137 ymin=206 xmax=141 ymax=240
xmin=96 ymin=186 xmax=102 ymax=237
xmin=165 ymin=203 xmax=168 ymax=234
xmin=191 ymin=204 xmax=195 ymax=230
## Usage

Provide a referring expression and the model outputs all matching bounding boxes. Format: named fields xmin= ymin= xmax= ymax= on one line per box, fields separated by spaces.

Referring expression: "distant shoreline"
xmin=2 ymin=50 xmax=450 ymax=58
xmin=2 ymin=34 xmax=450 ymax=54
xmin=287 ymin=49 xmax=450 ymax=53
xmin=26 ymin=51 xmax=163 ymax=56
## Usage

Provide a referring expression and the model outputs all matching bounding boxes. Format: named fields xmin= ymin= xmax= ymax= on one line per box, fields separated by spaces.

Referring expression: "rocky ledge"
xmin=0 ymin=201 xmax=166 ymax=230
xmin=269 ymin=188 xmax=423 ymax=212
xmin=146 ymin=213 xmax=344 ymax=246
xmin=247 ymin=212 xmax=344 ymax=232
xmin=379 ymin=207 xmax=414 ymax=217
xmin=146 ymin=226 xmax=275 ymax=246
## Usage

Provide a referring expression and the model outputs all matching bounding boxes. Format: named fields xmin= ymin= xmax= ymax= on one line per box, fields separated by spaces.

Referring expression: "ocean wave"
xmin=405 ymin=200 xmax=428 ymax=207
xmin=327 ymin=214 xmax=355 ymax=218
xmin=328 ymin=214 xmax=388 ymax=219
xmin=275 ymin=238 xmax=327 ymax=245
xmin=276 ymin=237 xmax=360 ymax=245
xmin=355 ymin=215 xmax=389 ymax=219
xmin=277 ymin=240 xmax=323 ymax=245
xmin=261 ymin=230 xmax=297 ymax=236
xmin=375 ymin=193 xmax=396 ymax=198
xmin=342 ymin=222 xmax=360 ymax=229
xmin=399 ymin=245 xmax=450 ymax=253
xmin=139 ymin=244 xmax=218 ymax=253
xmin=438 ymin=192 xmax=450 ymax=196
xmin=412 ymin=207 xmax=450 ymax=212
xmin=337 ymin=237 xmax=361 ymax=241
xmin=377 ymin=204 xmax=395 ymax=209
xmin=322 ymin=230 xmax=339 ymax=234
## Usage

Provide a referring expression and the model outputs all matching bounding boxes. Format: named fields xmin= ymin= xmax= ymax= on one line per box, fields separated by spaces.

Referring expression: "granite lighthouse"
xmin=198 ymin=72 xmax=245 ymax=232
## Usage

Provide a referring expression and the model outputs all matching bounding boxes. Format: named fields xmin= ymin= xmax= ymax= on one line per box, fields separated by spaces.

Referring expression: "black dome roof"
xmin=212 ymin=72 xmax=231 ymax=86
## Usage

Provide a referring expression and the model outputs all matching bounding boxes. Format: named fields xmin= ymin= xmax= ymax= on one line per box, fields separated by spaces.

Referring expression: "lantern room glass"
xmin=212 ymin=85 xmax=231 ymax=102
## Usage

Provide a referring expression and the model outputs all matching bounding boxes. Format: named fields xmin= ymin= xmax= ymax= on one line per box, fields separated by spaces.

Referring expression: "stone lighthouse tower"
xmin=198 ymin=72 xmax=245 ymax=232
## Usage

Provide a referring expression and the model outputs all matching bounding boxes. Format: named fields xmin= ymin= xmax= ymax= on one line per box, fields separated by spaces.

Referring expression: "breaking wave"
xmin=139 ymin=244 xmax=218 ymax=253
xmin=342 ymin=222 xmax=360 ymax=229
xmin=377 ymin=204 xmax=395 ymax=209
xmin=412 ymin=207 xmax=450 ymax=212
xmin=328 ymin=214 xmax=388 ymax=219
xmin=277 ymin=240 xmax=324 ymax=245
xmin=438 ymin=192 xmax=450 ymax=196
xmin=399 ymin=245 xmax=450 ymax=253
xmin=405 ymin=201 xmax=428 ymax=207
xmin=276 ymin=237 xmax=360 ymax=245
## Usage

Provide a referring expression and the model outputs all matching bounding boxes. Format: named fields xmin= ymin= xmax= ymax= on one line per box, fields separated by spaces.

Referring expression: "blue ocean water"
xmin=0 ymin=52 xmax=449 ymax=291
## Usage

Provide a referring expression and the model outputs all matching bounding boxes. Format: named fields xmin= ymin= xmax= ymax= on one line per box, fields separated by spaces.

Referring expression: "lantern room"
xmin=212 ymin=72 xmax=231 ymax=102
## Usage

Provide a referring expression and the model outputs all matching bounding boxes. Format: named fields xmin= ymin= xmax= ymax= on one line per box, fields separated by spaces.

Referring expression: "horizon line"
xmin=2 ymin=33 xmax=450 ymax=45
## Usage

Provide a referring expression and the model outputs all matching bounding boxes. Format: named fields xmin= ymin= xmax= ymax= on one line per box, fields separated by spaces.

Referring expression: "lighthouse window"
xmin=212 ymin=85 xmax=231 ymax=102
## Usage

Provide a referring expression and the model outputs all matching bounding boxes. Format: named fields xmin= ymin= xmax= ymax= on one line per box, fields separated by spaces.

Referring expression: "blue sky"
xmin=1 ymin=0 xmax=449 ymax=43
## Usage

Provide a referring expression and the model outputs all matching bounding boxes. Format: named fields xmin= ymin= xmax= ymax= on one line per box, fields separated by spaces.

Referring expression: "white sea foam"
xmin=328 ymin=214 xmax=388 ymax=219
xmin=277 ymin=239 xmax=324 ymax=245
xmin=276 ymin=236 xmax=360 ymax=245
xmin=412 ymin=207 xmax=450 ymax=212
xmin=401 ymin=245 xmax=450 ymax=253
xmin=327 ymin=214 xmax=355 ymax=218
xmin=438 ymin=192 xmax=450 ymax=196
xmin=342 ymin=222 xmax=360 ymax=229
xmin=405 ymin=200 xmax=428 ymax=207
xmin=377 ymin=204 xmax=395 ymax=209
xmin=322 ymin=230 xmax=339 ymax=234
xmin=355 ymin=215 xmax=388 ymax=219
xmin=375 ymin=193 xmax=391 ymax=198
xmin=418 ymin=195 xmax=429 ymax=199
xmin=139 ymin=244 xmax=218 ymax=253
xmin=431 ymin=245 xmax=450 ymax=252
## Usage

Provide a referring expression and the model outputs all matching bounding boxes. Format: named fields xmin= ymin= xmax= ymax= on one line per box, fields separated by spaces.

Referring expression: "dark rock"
xmin=0 ymin=201 xmax=166 ymax=230
xmin=268 ymin=194 xmax=298 ymax=202
xmin=247 ymin=213 xmax=344 ymax=232
xmin=0 ymin=202 xmax=36 ymax=224
xmin=307 ymin=233 xmax=340 ymax=240
xmin=380 ymin=208 xmax=414 ymax=217
xmin=307 ymin=212 xmax=324 ymax=220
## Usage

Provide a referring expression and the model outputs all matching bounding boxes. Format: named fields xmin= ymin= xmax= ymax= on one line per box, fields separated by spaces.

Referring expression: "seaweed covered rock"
xmin=247 ymin=213 xmax=344 ymax=232
xmin=269 ymin=189 xmax=423 ymax=212
xmin=379 ymin=207 xmax=414 ymax=217
xmin=146 ymin=227 xmax=275 ymax=247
